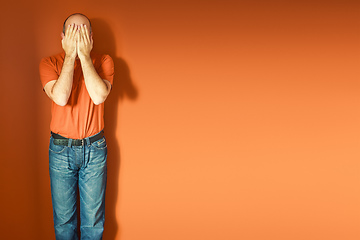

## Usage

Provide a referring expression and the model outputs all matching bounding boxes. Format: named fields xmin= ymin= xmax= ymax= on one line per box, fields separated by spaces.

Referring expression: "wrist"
xmin=78 ymin=54 xmax=92 ymax=63
xmin=64 ymin=54 xmax=76 ymax=65
xmin=64 ymin=51 xmax=76 ymax=60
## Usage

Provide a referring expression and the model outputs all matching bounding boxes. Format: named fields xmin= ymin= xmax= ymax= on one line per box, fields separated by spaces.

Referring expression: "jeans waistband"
xmin=51 ymin=130 xmax=104 ymax=146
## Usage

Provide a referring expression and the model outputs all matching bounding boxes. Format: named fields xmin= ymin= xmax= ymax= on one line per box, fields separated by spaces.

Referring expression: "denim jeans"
xmin=49 ymin=131 xmax=107 ymax=240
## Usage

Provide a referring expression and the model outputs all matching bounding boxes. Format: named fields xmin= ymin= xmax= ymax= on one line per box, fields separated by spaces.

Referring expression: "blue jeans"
xmin=49 ymin=131 xmax=107 ymax=240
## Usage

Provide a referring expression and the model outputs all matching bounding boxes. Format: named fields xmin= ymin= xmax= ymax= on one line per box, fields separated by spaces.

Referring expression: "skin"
xmin=44 ymin=14 xmax=111 ymax=106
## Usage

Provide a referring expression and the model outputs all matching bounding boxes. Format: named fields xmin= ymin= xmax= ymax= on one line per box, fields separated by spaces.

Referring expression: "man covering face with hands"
xmin=39 ymin=13 xmax=114 ymax=240
xmin=62 ymin=23 xmax=92 ymax=60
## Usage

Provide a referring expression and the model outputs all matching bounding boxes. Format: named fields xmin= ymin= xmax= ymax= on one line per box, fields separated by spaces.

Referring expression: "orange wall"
xmin=1 ymin=0 xmax=359 ymax=239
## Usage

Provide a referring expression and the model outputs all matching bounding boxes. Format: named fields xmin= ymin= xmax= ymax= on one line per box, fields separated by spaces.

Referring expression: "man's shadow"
xmin=91 ymin=18 xmax=138 ymax=239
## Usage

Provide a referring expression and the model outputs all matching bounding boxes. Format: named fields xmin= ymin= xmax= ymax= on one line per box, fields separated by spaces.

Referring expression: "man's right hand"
xmin=61 ymin=24 xmax=78 ymax=58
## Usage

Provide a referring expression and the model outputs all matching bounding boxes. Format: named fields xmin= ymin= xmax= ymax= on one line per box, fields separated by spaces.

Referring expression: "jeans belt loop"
xmin=68 ymin=138 xmax=72 ymax=147
xmin=85 ymin=137 xmax=90 ymax=146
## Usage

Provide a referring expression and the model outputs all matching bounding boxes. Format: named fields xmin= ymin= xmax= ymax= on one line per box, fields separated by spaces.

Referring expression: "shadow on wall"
xmin=91 ymin=18 xmax=139 ymax=240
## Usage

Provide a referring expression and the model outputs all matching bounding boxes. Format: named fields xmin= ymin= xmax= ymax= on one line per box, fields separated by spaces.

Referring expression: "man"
xmin=39 ymin=13 xmax=114 ymax=239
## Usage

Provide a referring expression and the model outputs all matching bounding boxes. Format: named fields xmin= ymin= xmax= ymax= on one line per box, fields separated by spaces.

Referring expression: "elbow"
xmin=54 ymin=100 xmax=68 ymax=107
xmin=92 ymin=97 xmax=106 ymax=105
xmin=91 ymin=81 xmax=111 ymax=105
xmin=52 ymin=96 xmax=69 ymax=106
xmin=92 ymin=91 xmax=110 ymax=105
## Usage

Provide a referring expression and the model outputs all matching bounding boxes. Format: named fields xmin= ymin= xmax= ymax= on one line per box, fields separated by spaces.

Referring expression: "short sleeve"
xmin=97 ymin=55 xmax=114 ymax=86
xmin=39 ymin=57 xmax=59 ymax=89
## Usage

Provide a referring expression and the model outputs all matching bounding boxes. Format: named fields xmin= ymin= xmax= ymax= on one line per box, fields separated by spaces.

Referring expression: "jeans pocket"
xmin=49 ymin=137 xmax=67 ymax=154
xmin=92 ymin=137 xmax=107 ymax=150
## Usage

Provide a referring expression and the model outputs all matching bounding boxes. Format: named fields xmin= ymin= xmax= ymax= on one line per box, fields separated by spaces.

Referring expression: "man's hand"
xmin=61 ymin=24 xmax=77 ymax=58
xmin=77 ymin=24 xmax=93 ymax=60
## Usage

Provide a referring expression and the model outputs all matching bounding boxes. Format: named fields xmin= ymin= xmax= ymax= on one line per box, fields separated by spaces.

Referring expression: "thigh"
xmin=49 ymin=137 xmax=78 ymax=219
xmin=79 ymin=137 xmax=107 ymax=225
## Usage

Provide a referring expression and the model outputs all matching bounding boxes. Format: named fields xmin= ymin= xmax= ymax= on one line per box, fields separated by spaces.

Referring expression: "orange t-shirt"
xmin=39 ymin=52 xmax=114 ymax=139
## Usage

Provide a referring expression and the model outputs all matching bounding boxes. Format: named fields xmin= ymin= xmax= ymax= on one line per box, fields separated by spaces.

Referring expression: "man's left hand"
xmin=77 ymin=24 xmax=93 ymax=60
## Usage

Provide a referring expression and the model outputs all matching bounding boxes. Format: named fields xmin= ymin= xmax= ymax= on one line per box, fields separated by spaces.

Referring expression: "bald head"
xmin=63 ymin=13 xmax=92 ymax=34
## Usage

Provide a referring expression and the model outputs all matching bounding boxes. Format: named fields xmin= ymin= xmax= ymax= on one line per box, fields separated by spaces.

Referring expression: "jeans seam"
xmin=49 ymin=146 xmax=68 ymax=154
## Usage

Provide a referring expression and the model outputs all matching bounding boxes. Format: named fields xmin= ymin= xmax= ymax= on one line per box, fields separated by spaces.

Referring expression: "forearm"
xmin=51 ymin=56 xmax=75 ymax=106
xmin=80 ymin=56 xmax=110 ymax=105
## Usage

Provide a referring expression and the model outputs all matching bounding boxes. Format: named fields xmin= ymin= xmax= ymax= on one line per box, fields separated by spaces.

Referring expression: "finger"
xmin=86 ymin=28 xmax=90 ymax=43
xmin=80 ymin=25 xmax=88 ymax=43
xmin=76 ymin=30 xmax=80 ymax=43
xmin=69 ymin=24 xmax=77 ymax=39
xmin=87 ymin=26 xmax=92 ymax=43
xmin=79 ymin=27 xmax=84 ymax=44
xmin=79 ymin=24 xmax=89 ymax=43
xmin=74 ymin=25 xmax=80 ymax=38
xmin=79 ymin=24 xmax=84 ymax=38
xmin=83 ymin=25 xmax=90 ymax=42
xmin=65 ymin=24 xmax=72 ymax=37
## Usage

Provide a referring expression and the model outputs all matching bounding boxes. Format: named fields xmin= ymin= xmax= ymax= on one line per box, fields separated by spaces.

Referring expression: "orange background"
xmin=1 ymin=0 xmax=359 ymax=239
